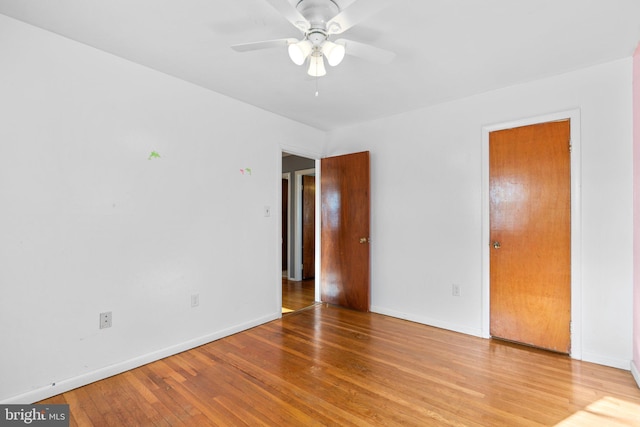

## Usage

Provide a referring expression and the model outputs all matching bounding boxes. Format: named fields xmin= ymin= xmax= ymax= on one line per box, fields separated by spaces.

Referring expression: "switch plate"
xmin=191 ymin=293 xmax=200 ymax=308
xmin=264 ymin=206 xmax=271 ymax=217
xmin=99 ymin=311 xmax=112 ymax=329
xmin=452 ymin=284 xmax=461 ymax=297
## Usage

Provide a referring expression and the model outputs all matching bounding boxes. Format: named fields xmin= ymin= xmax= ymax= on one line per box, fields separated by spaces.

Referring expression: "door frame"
xmin=481 ymin=109 xmax=582 ymax=360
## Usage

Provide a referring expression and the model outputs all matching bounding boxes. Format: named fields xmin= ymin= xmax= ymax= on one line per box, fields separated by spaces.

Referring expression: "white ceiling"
xmin=1 ymin=0 xmax=639 ymax=131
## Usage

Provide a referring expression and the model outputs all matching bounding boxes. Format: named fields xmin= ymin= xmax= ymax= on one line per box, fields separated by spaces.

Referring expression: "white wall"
xmin=0 ymin=15 xmax=325 ymax=403
xmin=326 ymin=58 xmax=634 ymax=369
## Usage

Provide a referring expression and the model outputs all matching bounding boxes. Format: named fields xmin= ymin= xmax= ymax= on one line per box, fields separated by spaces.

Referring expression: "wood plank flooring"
xmin=40 ymin=304 xmax=640 ymax=426
xmin=282 ymin=277 xmax=315 ymax=313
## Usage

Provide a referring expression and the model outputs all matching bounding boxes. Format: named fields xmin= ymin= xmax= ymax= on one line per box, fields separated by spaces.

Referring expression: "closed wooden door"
xmin=302 ymin=174 xmax=315 ymax=279
xmin=490 ymin=120 xmax=571 ymax=353
xmin=320 ymin=151 xmax=370 ymax=312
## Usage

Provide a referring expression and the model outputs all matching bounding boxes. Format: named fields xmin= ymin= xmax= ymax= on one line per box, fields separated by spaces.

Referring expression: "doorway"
xmin=282 ymin=152 xmax=317 ymax=313
xmin=280 ymin=150 xmax=372 ymax=314
xmin=481 ymin=110 xmax=582 ymax=359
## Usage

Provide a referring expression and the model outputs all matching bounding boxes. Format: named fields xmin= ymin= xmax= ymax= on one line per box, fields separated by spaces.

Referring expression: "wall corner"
xmin=633 ymin=41 xmax=640 ymax=388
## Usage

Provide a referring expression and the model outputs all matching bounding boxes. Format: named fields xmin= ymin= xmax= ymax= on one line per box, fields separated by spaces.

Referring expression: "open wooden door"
xmin=320 ymin=151 xmax=370 ymax=312
xmin=490 ymin=120 xmax=571 ymax=353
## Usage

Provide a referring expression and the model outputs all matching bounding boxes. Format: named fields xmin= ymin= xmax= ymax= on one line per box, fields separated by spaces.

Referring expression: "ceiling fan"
xmin=231 ymin=0 xmax=395 ymax=77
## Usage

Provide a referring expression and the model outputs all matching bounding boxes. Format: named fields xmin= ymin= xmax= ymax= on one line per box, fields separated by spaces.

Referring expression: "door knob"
xmin=492 ymin=241 xmax=501 ymax=249
xmin=359 ymin=237 xmax=369 ymax=244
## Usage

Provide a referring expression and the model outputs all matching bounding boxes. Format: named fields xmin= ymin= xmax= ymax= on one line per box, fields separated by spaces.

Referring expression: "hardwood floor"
xmin=282 ymin=277 xmax=315 ymax=313
xmin=40 ymin=304 xmax=640 ymax=426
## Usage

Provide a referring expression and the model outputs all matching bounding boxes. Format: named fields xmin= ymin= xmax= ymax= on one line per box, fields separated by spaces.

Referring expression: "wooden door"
xmin=302 ymin=174 xmax=315 ymax=279
xmin=282 ymin=178 xmax=288 ymax=271
xmin=320 ymin=151 xmax=370 ymax=312
xmin=490 ymin=120 xmax=571 ymax=353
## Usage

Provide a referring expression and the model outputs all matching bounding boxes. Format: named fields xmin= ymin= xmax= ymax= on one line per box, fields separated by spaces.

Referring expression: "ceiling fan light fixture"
xmin=322 ymin=40 xmax=346 ymax=66
xmin=288 ymin=39 xmax=312 ymax=65
xmin=307 ymin=52 xmax=326 ymax=77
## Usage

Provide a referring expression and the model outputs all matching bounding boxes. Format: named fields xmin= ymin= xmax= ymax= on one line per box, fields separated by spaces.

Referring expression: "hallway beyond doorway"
xmin=282 ymin=277 xmax=315 ymax=313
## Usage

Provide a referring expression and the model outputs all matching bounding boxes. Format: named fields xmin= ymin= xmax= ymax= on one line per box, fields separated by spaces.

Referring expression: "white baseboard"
xmin=370 ymin=305 xmax=483 ymax=338
xmin=580 ymin=352 xmax=632 ymax=371
xmin=371 ymin=306 xmax=636 ymax=373
xmin=631 ymin=361 xmax=640 ymax=389
xmin=1 ymin=312 xmax=280 ymax=404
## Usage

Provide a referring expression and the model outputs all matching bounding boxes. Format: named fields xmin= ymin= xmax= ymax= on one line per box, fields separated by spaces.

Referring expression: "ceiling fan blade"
xmin=327 ymin=0 xmax=391 ymax=34
xmin=336 ymin=39 xmax=396 ymax=64
xmin=263 ymin=0 xmax=310 ymax=32
xmin=231 ymin=38 xmax=298 ymax=52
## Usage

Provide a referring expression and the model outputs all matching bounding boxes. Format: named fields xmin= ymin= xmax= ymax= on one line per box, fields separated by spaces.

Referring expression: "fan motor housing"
xmin=307 ymin=29 xmax=327 ymax=45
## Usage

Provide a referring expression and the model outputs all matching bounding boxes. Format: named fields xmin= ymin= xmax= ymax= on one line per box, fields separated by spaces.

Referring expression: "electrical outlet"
xmin=452 ymin=284 xmax=461 ymax=297
xmin=191 ymin=294 xmax=200 ymax=308
xmin=99 ymin=311 xmax=112 ymax=329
